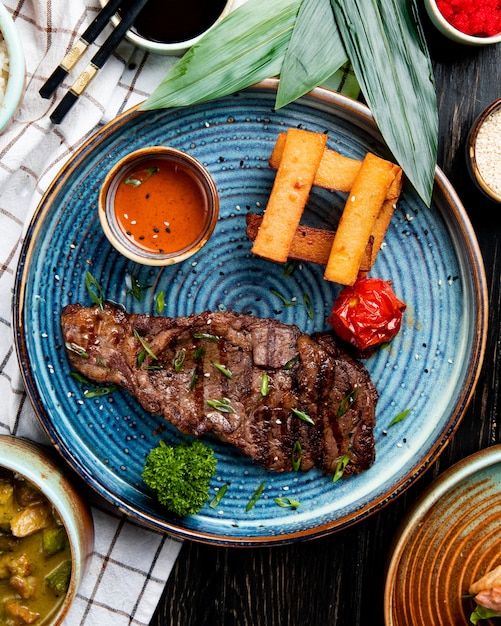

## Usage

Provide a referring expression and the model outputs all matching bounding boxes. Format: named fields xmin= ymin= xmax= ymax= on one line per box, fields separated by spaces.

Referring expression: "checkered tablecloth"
xmin=0 ymin=2 xmax=185 ymax=624
xmin=0 ymin=1 xmax=359 ymax=623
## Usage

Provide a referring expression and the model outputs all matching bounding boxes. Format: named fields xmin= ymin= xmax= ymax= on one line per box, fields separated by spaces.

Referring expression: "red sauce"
xmin=114 ymin=156 xmax=210 ymax=256
xmin=118 ymin=0 xmax=228 ymax=44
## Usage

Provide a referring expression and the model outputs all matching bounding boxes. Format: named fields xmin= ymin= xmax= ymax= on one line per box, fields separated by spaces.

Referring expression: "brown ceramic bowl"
xmin=98 ymin=146 xmax=219 ymax=267
xmin=467 ymin=98 xmax=501 ymax=204
xmin=384 ymin=445 xmax=501 ymax=625
xmin=0 ymin=435 xmax=94 ymax=625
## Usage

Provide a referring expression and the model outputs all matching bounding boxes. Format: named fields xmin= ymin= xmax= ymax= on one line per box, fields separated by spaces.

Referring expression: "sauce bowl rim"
xmin=98 ymin=145 xmax=220 ymax=266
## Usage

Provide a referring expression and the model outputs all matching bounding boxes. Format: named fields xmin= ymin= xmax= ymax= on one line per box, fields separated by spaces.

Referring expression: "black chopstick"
xmin=40 ymin=0 xmax=126 ymax=99
xmin=50 ymin=0 xmax=148 ymax=124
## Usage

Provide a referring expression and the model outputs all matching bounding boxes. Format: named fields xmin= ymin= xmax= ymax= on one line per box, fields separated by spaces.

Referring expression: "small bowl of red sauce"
xmin=99 ymin=146 xmax=219 ymax=266
xmin=423 ymin=0 xmax=501 ymax=45
xmin=99 ymin=0 xmax=235 ymax=56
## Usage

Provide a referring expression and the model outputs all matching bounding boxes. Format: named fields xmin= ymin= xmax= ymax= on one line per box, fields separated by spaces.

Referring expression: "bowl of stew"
xmin=0 ymin=435 xmax=94 ymax=625
xmin=99 ymin=145 xmax=219 ymax=267
xmin=0 ymin=1 xmax=25 ymax=133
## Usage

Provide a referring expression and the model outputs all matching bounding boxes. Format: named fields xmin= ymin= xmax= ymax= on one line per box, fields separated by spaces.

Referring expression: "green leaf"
xmin=470 ymin=603 xmax=501 ymax=624
xmin=276 ymin=0 xmax=348 ymax=109
xmin=141 ymin=0 xmax=302 ymax=110
xmin=330 ymin=0 xmax=438 ymax=205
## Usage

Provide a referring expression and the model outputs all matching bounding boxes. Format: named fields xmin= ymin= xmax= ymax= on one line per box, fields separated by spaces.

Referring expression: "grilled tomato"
xmin=329 ymin=277 xmax=406 ymax=351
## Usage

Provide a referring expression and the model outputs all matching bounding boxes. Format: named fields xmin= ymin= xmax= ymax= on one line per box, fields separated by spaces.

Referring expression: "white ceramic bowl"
xmin=0 ymin=2 xmax=25 ymax=132
xmin=467 ymin=98 xmax=501 ymax=203
xmin=423 ymin=0 xmax=501 ymax=45
xmin=0 ymin=435 xmax=94 ymax=625
xmin=98 ymin=0 xmax=235 ymax=56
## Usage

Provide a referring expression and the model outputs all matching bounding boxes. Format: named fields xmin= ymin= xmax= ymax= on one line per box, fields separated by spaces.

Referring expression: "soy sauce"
xmin=118 ymin=0 xmax=228 ymax=44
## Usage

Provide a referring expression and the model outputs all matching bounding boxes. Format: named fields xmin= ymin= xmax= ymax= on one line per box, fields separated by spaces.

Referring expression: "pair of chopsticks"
xmin=41 ymin=0 xmax=148 ymax=124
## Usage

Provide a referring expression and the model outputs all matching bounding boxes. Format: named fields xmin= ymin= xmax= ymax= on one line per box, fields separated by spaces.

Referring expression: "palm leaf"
xmin=330 ymin=0 xmax=438 ymax=205
xmin=141 ymin=0 xmax=301 ymax=110
xmin=276 ymin=0 xmax=348 ymax=109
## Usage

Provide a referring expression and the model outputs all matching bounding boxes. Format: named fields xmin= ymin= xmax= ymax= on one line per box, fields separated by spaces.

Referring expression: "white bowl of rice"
xmin=0 ymin=2 xmax=24 ymax=133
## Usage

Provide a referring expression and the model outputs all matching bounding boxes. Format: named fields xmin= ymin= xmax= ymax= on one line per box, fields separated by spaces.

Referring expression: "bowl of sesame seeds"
xmin=467 ymin=99 xmax=501 ymax=203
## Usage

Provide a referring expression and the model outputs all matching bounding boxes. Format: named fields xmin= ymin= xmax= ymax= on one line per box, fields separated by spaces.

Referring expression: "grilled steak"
xmin=61 ymin=303 xmax=378 ymax=475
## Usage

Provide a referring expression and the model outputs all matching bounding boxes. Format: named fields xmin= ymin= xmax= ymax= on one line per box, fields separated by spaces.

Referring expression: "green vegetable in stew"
xmin=0 ymin=469 xmax=72 ymax=625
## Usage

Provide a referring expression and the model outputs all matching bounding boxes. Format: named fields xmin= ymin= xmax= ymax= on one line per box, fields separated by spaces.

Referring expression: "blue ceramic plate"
xmin=13 ymin=81 xmax=487 ymax=545
xmin=384 ymin=445 xmax=501 ymax=625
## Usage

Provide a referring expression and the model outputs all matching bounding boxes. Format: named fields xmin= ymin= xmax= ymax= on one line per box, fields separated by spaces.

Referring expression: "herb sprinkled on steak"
xmin=61 ymin=303 xmax=378 ymax=475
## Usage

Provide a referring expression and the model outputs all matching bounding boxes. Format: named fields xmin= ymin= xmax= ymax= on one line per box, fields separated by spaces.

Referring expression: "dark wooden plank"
xmin=151 ymin=13 xmax=501 ymax=626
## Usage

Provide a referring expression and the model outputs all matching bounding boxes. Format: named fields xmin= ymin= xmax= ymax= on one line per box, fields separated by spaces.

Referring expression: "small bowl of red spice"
xmin=99 ymin=146 xmax=219 ymax=266
xmin=424 ymin=0 xmax=501 ymax=45
xmin=467 ymin=98 xmax=501 ymax=203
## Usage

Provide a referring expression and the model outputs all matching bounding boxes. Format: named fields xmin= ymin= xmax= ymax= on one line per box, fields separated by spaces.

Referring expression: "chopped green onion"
xmin=193 ymin=332 xmax=220 ymax=342
xmin=84 ymin=384 xmax=118 ymax=398
xmin=70 ymin=372 xmax=91 ymax=384
xmin=155 ymin=291 xmax=165 ymax=314
xmin=174 ymin=348 xmax=186 ymax=372
xmin=282 ymin=260 xmax=298 ymax=277
xmin=303 ymin=293 xmax=314 ymax=320
xmin=71 ymin=371 xmax=117 ymax=398
xmin=207 ymin=397 xmax=235 ymax=413
xmin=124 ymin=167 xmax=158 ymax=187
xmin=189 ymin=369 xmax=198 ymax=391
xmin=193 ymin=345 xmax=206 ymax=359
xmin=209 ymin=483 xmax=229 ymax=508
xmin=389 ymin=408 xmax=411 ymax=427
xmin=246 ymin=481 xmax=266 ymax=512
xmin=292 ymin=440 xmax=302 ymax=471
xmin=270 ymin=288 xmax=296 ymax=308
xmin=274 ymin=496 xmax=300 ymax=509
xmin=126 ymin=274 xmax=151 ymax=302
xmin=133 ymin=329 xmax=158 ymax=360
xmin=96 ymin=357 xmax=109 ymax=370
xmin=291 ymin=408 xmax=314 ymax=425
xmin=65 ymin=342 xmax=88 ymax=359
xmin=336 ymin=388 xmax=359 ymax=418
xmin=283 ymin=354 xmax=299 ymax=370
xmin=260 ymin=372 xmax=269 ymax=397
xmin=333 ymin=454 xmax=350 ymax=483
xmin=211 ymin=361 xmax=233 ymax=379
xmin=85 ymin=271 xmax=104 ymax=309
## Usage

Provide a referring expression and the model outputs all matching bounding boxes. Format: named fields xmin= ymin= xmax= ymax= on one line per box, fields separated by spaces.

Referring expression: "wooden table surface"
xmin=150 ymin=11 xmax=501 ymax=626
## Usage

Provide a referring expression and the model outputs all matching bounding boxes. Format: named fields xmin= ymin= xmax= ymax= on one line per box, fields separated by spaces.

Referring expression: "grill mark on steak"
xmin=61 ymin=303 xmax=378 ymax=475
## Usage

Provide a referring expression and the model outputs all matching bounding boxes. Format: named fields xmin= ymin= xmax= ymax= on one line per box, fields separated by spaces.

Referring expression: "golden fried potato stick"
xmin=246 ymin=212 xmax=373 ymax=272
xmin=269 ymin=132 xmax=362 ymax=192
xmin=251 ymin=128 xmax=327 ymax=263
xmin=324 ymin=152 xmax=397 ymax=285
xmin=369 ymin=166 xmax=403 ymax=267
